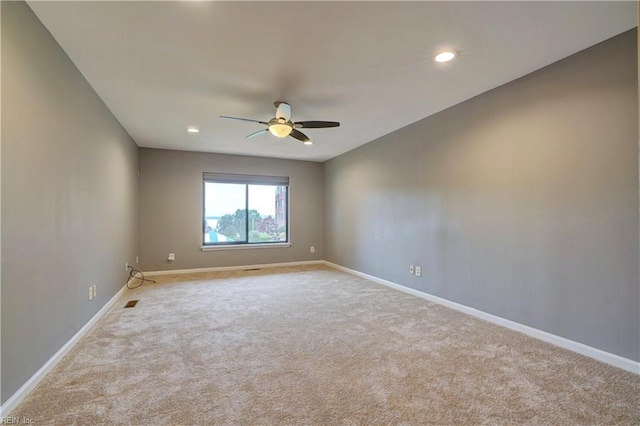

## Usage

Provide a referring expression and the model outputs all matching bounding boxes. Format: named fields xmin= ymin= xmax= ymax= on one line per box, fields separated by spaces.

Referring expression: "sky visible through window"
xmin=205 ymin=183 xmax=277 ymax=217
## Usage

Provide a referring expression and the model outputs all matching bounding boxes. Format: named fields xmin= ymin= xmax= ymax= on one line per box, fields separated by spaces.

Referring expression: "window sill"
xmin=201 ymin=243 xmax=291 ymax=252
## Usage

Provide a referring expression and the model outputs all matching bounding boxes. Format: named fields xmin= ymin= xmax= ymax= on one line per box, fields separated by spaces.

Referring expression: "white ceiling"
xmin=28 ymin=1 xmax=637 ymax=162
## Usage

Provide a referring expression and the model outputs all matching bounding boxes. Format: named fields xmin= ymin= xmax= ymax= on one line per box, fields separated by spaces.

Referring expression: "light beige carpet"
xmin=10 ymin=265 xmax=640 ymax=425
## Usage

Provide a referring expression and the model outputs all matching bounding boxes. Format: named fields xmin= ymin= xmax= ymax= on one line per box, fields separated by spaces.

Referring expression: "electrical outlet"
xmin=88 ymin=286 xmax=94 ymax=301
xmin=93 ymin=285 xmax=97 ymax=299
xmin=168 ymin=253 xmax=175 ymax=261
xmin=415 ymin=266 xmax=422 ymax=277
xmin=310 ymin=246 xmax=315 ymax=253
xmin=409 ymin=265 xmax=414 ymax=274
xmin=136 ymin=256 xmax=139 ymax=264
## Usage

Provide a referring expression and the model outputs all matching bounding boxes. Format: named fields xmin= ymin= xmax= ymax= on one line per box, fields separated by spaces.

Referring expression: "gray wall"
xmin=139 ymin=148 xmax=324 ymax=271
xmin=1 ymin=2 xmax=139 ymax=403
xmin=324 ymin=30 xmax=639 ymax=361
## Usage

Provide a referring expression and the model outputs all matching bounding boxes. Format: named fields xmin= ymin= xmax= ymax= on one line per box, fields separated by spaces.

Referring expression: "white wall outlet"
xmin=415 ymin=266 xmax=422 ymax=277
xmin=88 ymin=286 xmax=94 ymax=301
xmin=168 ymin=253 xmax=175 ymax=261
xmin=409 ymin=265 xmax=414 ymax=274
xmin=310 ymin=246 xmax=315 ymax=253
xmin=136 ymin=256 xmax=139 ymax=264
xmin=93 ymin=285 xmax=97 ymax=299
xmin=125 ymin=262 xmax=129 ymax=271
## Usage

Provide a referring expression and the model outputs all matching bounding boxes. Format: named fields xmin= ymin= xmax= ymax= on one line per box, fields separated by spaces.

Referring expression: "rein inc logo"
xmin=1 ymin=418 xmax=33 ymax=425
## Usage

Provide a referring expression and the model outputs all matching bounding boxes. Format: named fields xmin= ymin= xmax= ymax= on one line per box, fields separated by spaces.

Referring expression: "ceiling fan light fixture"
xmin=269 ymin=123 xmax=293 ymax=138
xmin=303 ymin=140 xmax=313 ymax=145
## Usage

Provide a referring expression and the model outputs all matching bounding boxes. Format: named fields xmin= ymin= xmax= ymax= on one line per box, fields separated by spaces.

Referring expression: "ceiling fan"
xmin=220 ymin=101 xmax=340 ymax=145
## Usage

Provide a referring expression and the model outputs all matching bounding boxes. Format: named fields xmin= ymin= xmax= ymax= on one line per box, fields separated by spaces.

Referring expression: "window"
xmin=203 ymin=173 xmax=289 ymax=246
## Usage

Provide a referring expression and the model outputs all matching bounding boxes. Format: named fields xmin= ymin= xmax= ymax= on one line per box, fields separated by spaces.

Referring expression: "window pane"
xmin=204 ymin=182 xmax=247 ymax=243
xmin=248 ymin=185 xmax=287 ymax=243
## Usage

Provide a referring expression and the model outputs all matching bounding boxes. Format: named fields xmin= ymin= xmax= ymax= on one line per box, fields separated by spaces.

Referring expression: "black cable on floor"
xmin=126 ymin=265 xmax=156 ymax=289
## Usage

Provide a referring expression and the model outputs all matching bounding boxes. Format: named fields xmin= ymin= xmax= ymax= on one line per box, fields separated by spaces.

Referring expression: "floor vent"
xmin=124 ymin=300 xmax=139 ymax=308
xmin=244 ymin=268 xmax=261 ymax=271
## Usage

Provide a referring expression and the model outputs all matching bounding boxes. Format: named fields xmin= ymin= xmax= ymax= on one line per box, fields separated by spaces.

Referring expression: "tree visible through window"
xmin=203 ymin=173 xmax=288 ymax=245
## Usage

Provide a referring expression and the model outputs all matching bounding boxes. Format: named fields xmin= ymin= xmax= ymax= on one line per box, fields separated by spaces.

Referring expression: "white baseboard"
xmin=324 ymin=261 xmax=640 ymax=375
xmin=143 ymin=260 xmax=325 ymax=277
xmin=0 ymin=283 xmax=129 ymax=417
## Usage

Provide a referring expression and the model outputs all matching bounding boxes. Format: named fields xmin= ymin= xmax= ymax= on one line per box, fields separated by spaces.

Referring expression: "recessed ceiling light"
xmin=434 ymin=50 xmax=457 ymax=63
xmin=186 ymin=127 xmax=200 ymax=133
xmin=303 ymin=140 xmax=313 ymax=146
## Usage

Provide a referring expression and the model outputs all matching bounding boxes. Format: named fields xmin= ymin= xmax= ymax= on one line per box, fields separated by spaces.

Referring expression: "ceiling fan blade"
xmin=275 ymin=102 xmax=291 ymax=121
xmin=295 ymin=121 xmax=340 ymax=128
xmin=289 ymin=129 xmax=310 ymax=142
xmin=219 ymin=115 xmax=268 ymax=125
xmin=245 ymin=129 xmax=269 ymax=139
